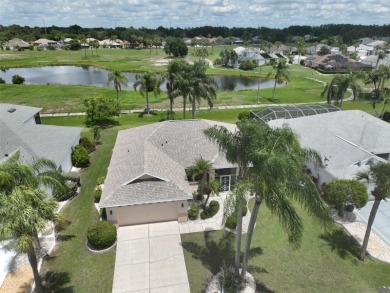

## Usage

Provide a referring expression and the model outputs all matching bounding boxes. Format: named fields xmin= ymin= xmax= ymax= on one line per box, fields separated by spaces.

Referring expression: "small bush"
xmin=0 ymin=78 xmax=5 ymax=84
xmin=12 ymin=75 xmax=25 ymax=84
xmin=29 ymin=45 xmax=34 ymax=51
xmin=100 ymin=208 xmax=107 ymax=220
xmin=79 ymin=136 xmax=96 ymax=153
xmin=188 ymin=203 xmax=200 ymax=220
xmin=47 ymin=45 xmax=56 ymax=50
xmin=87 ymin=221 xmax=117 ymax=250
xmin=72 ymin=145 xmax=90 ymax=168
xmin=97 ymin=176 xmax=105 ymax=185
xmin=94 ymin=186 xmax=102 ymax=203
xmin=53 ymin=181 xmax=78 ymax=201
xmin=200 ymin=200 xmax=220 ymax=219
xmin=213 ymin=58 xmax=222 ymax=65
xmin=37 ymin=47 xmax=43 ymax=51
xmin=225 ymin=211 xmax=237 ymax=229
xmin=238 ymin=110 xmax=250 ymax=121
xmin=239 ymin=59 xmax=257 ymax=70
xmin=6 ymin=46 xmax=10 ymax=51
xmin=63 ymin=172 xmax=81 ymax=186
xmin=218 ymin=265 xmax=245 ymax=293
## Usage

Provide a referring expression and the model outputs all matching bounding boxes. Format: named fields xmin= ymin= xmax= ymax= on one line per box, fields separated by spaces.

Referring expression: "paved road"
xmin=112 ymin=221 xmax=190 ymax=293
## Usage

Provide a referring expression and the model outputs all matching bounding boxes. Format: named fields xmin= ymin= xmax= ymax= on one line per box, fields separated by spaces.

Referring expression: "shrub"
xmin=6 ymin=46 xmax=10 ymax=50
xmin=29 ymin=45 xmax=34 ymax=51
xmin=188 ymin=203 xmax=200 ymax=220
xmin=63 ymin=172 xmax=81 ymax=186
xmin=94 ymin=186 xmax=102 ymax=203
xmin=12 ymin=75 xmax=25 ymax=84
xmin=97 ymin=176 xmax=105 ymax=185
xmin=47 ymin=45 xmax=56 ymax=50
xmin=100 ymin=208 xmax=107 ymax=220
xmin=239 ymin=59 xmax=257 ymax=70
xmin=72 ymin=145 xmax=90 ymax=168
xmin=200 ymin=200 xmax=220 ymax=219
xmin=79 ymin=136 xmax=96 ymax=153
xmin=213 ymin=58 xmax=222 ymax=65
xmin=87 ymin=221 xmax=117 ymax=250
xmin=218 ymin=265 xmax=245 ymax=293
xmin=225 ymin=198 xmax=247 ymax=229
xmin=37 ymin=46 xmax=43 ymax=51
xmin=238 ymin=110 xmax=250 ymax=120
xmin=53 ymin=181 xmax=78 ymax=201
xmin=0 ymin=78 xmax=5 ymax=84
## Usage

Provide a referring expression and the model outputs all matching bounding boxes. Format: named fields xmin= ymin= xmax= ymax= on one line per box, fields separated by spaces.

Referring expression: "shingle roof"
xmin=0 ymin=103 xmax=82 ymax=167
xmin=100 ymin=120 xmax=237 ymax=208
xmin=268 ymin=110 xmax=390 ymax=179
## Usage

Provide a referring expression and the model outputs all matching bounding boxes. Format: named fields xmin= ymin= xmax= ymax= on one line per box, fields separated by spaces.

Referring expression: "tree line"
xmin=1 ymin=23 xmax=389 ymax=45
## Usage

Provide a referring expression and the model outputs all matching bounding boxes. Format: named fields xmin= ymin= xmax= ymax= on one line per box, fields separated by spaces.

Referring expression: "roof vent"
xmin=7 ymin=108 xmax=16 ymax=113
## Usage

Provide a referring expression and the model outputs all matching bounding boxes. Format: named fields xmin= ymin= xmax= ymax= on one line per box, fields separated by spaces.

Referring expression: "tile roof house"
xmin=304 ymin=54 xmax=370 ymax=71
xmin=268 ymin=110 xmax=390 ymax=186
xmin=33 ymin=38 xmax=58 ymax=48
xmin=100 ymin=119 xmax=238 ymax=226
xmin=0 ymin=103 xmax=81 ymax=172
xmin=3 ymin=38 xmax=30 ymax=50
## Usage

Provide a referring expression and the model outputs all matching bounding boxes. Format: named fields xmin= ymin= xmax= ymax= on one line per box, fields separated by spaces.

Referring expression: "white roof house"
xmin=100 ymin=119 xmax=237 ymax=226
xmin=268 ymin=110 xmax=390 ymax=185
xmin=0 ymin=103 xmax=81 ymax=172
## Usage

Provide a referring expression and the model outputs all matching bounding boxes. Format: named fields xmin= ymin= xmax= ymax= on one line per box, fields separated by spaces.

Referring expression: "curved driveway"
xmin=112 ymin=221 xmax=190 ymax=293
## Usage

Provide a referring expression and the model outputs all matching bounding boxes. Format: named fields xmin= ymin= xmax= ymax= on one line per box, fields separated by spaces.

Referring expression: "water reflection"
xmin=0 ymin=66 xmax=285 ymax=91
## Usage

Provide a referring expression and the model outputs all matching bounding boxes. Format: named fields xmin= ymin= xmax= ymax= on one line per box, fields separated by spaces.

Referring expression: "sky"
xmin=1 ymin=0 xmax=389 ymax=29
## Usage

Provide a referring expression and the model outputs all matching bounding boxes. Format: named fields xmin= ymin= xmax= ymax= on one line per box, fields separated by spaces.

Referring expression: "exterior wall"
xmin=59 ymin=133 xmax=81 ymax=173
xmin=306 ymin=161 xmax=335 ymax=187
xmin=106 ymin=200 xmax=188 ymax=226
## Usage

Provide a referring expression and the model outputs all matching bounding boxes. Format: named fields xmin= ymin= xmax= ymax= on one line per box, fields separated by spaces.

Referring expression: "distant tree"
xmin=0 ymin=78 xmax=5 ymax=84
xmin=318 ymin=45 xmax=330 ymax=56
xmin=165 ymin=59 xmax=188 ymax=117
xmin=340 ymin=43 xmax=348 ymax=55
xmin=195 ymin=47 xmax=208 ymax=60
xmin=239 ymin=59 xmax=257 ymax=70
xmin=322 ymin=179 xmax=368 ymax=217
xmin=68 ymin=39 xmax=81 ymax=50
xmin=12 ymin=75 xmax=25 ymax=84
xmin=271 ymin=59 xmax=290 ymax=99
xmin=133 ymin=71 xmax=162 ymax=114
xmin=376 ymin=51 xmax=386 ymax=68
xmin=296 ymin=37 xmax=305 ymax=63
xmin=79 ymin=35 xmax=87 ymax=57
xmin=83 ymin=95 xmax=120 ymax=127
xmin=365 ymin=65 xmax=390 ymax=101
xmin=107 ymin=70 xmax=128 ymax=105
xmin=163 ymin=37 xmax=188 ymax=57
xmin=219 ymin=49 xmax=238 ymax=67
xmin=274 ymin=41 xmax=282 ymax=52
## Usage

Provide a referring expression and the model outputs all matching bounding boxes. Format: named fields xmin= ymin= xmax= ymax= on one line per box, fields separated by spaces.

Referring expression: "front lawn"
xmin=181 ymin=203 xmax=390 ymax=292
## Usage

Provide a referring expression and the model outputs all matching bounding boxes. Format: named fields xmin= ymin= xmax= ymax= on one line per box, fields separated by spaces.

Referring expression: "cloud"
xmin=1 ymin=0 xmax=389 ymax=29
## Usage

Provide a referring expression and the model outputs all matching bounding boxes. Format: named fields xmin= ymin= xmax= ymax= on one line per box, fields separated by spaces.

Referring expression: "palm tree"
xmin=356 ymin=162 xmax=390 ymax=261
xmin=205 ymin=120 xmax=265 ymax=274
xmin=0 ymin=151 xmax=66 ymax=195
xmin=376 ymin=51 xmax=386 ymax=68
xmin=198 ymin=179 xmax=221 ymax=209
xmin=206 ymin=120 xmax=331 ymax=278
xmin=190 ymin=60 xmax=217 ymax=118
xmin=322 ymin=71 xmax=363 ymax=107
xmin=133 ymin=71 xmax=162 ymax=115
xmin=0 ymin=186 xmax=57 ymax=293
xmin=240 ymin=122 xmax=331 ymax=277
xmin=186 ymin=157 xmax=213 ymax=206
xmin=108 ymin=69 xmax=128 ymax=105
xmin=166 ymin=59 xmax=188 ymax=116
xmin=271 ymin=59 xmax=290 ymax=99
xmin=296 ymin=37 xmax=305 ymax=63
xmin=172 ymin=70 xmax=194 ymax=119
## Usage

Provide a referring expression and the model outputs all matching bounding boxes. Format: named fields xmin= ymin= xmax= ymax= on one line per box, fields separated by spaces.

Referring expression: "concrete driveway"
xmin=112 ymin=221 xmax=190 ymax=293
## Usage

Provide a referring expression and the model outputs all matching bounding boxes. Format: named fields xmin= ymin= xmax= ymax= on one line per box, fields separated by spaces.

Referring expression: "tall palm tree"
xmin=376 ymin=51 xmax=386 ymax=68
xmin=134 ymin=71 xmax=162 ymax=115
xmin=0 ymin=187 xmax=57 ymax=293
xmin=198 ymin=178 xmax=221 ymax=209
xmin=166 ymin=59 xmax=188 ymax=117
xmin=296 ymin=37 xmax=305 ymax=63
xmin=356 ymin=162 xmax=390 ymax=261
xmin=240 ymin=122 xmax=331 ymax=277
xmin=207 ymin=120 xmax=331 ymax=277
xmin=205 ymin=120 xmax=265 ymax=274
xmin=323 ymin=71 xmax=363 ymax=107
xmin=271 ymin=59 xmax=290 ymax=99
xmin=190 ymin=60 xmax=217 ymax=119
xmin=172 ymin=68 xmax=195 ymax=119
xmin=108 ymin=69 xmax=128 ymax=105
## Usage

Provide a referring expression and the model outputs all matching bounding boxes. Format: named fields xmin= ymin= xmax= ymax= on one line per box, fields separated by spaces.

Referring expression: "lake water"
xmin=0 ymin=66 xmax=285 ymax=91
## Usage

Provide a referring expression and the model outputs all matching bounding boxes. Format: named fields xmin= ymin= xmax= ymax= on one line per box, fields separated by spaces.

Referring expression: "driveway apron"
xmin=112 ymin=221 xmax=190 ymax=293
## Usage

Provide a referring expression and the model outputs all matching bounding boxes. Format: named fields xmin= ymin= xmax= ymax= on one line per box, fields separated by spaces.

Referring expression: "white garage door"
xmin=116 ymin=202 xmax=178 ymax=226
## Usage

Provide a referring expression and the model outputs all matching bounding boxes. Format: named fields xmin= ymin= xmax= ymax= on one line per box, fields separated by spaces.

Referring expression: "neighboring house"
xmin=268 ymin=110 xmax=390 ymax=187
xmin=367 ymin=40 xmax=386 ymax=49
xmin=99 ymin=39 xmax=122 ymax=48
xmin=305 ymin=44 xmax=331 ymax=55
xmin=99 ymin=120 xmax=238 ymax=226
xmin=347 ymin=44 xmax=374 ymax=57
xmin=233 ymin=47 xmax=282 ymax=67
xmin=33 ymin=38 xmax=57 ymax=48
xmin=359 ymin=37 xmax=375 ymax=45
xmin=3 ymin=38 xmax=30 ymax=50
xmin=0 ymin=103 xmax=81 ymax=172
xmin=304 ymin=54 xmax=369 ymax=71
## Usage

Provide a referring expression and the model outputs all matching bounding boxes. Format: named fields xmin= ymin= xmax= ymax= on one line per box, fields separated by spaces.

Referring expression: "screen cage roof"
xmin=250 ymin=105 xmax=341 ymax=122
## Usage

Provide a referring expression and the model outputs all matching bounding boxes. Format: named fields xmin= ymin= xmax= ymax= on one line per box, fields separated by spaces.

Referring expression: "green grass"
xmin=181 ymin=202 xmax=390 ymax=292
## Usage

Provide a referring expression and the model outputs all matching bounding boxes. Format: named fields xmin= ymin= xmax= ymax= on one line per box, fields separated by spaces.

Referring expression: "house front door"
xmin=219 ymin=175 xmax=231 ymax=192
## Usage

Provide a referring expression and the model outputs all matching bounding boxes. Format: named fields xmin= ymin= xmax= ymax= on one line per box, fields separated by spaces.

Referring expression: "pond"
xmin=0 ymin=66 xmax=285 ymax=91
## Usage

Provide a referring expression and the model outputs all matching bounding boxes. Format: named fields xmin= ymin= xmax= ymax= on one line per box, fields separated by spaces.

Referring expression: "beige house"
xmin=3 ymin=38 xmax=30 ymax=50
xmin=33 ymin=38 xmax=57 ymax=48
xmin=99 ymin=120 xmax=237 ymax=226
